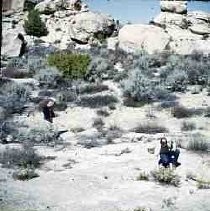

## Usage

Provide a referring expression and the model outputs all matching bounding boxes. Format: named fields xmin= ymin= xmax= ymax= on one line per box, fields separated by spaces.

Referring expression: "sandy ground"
xmin=1 ymin=83 xmax=210 ymax=211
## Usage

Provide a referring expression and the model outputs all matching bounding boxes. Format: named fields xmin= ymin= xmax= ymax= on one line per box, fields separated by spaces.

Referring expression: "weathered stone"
xmin=189 ymin=23 xmax=210 ymax=35
xmin=153 ymin=12 xmax=188 ymax=29
xmin=71 ymin=11 xmax=115 ymax=43
xmin=160 ymin=1 xmax=187 ymax=14
xmin=118 ymin=24 xmax=170 ymax=54
xmin=2 ymin=0 xmax=25 ymax=12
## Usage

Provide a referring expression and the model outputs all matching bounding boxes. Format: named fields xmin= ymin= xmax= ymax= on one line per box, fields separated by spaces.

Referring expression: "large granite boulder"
xmin=71 ymin=11 xmax=115 ymax=43
xmin=189 ymin=23 xmax=210 ymax=35
xmin=153 ymin=12 xmax=188 ymax=29
xmin=169 ymin=39 xmax=210 ymax=55
xmin=118 ymin=24 xmax=170 ymax=54
xmin=188 ymin=11 xmax=210 ymax=23
xmin=2 ymin=0 xmax=25 ymax=12
xmin=160 ymin=0 xmax=187 ymax=14
xmin=35 ymin=0 xmax=84 ymax=14
xmin=2 ymin=20 xmax=25 ymax=57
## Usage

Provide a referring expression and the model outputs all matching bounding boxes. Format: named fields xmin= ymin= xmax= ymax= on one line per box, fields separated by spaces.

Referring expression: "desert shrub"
xmin=79 ymin=83 xmax=109 ymax=95
xmin=181 ymin=121 xmax=196 ymax=131
xmin=92 ymin=118 xmax=105 ymax=131
xmin=136 ymin=171 xmax=149 ymax=181
xmin=123 ymin=96 xmax=147 ymax=107
xmin=151 ymin=168 xmax=180 ymax=187
xmin=24 ymin=9 xmax=48 ymax=37
xmin=205 ymin=107 xmax=210 ymax=117
xmin=132 ymin=122 xmax=168 ymax=134
xmin=159 ymin=101 xmax=178 ymax=109
xmin=104 ymin=125 xmax=123 ymax=143
xmin=86 ymin=57 xmax=114 ymax=81
xmin=0 ymin=145 xmax=42 ymax=169
xmin=34 ymin=66 xmax=62 ymax=88
xmin=1 ymin=67 xmax=31 ymax=78
xmin=96 ymin=108 xmax=110 ymax=117
xmin=77 ymin=94 xmax=118 ymax=108
xmin=48 ymin=52 xmax=91 ymax=79
xmin=166 ymin=69 xmax=188 ymax=92
xmin=12 ymin=167 xmax=39 ymax=180
xmin=166 ymin=55 xmax=210 ymax=86
xmin=172 ymin=106 xmax=194 ymax=118
xmin=0 ymin=82 xmax=31 ymax=115
xmin=133 ymin=207 xmax=150 ymax=211
xmin=122 ymin=69 xmax=171 ymax=104
xmin=197 ymin=179 xmax=210 ymax=189
xmin=187 ymin=133 xmax=208 ymax=152
xmin=17 ymin=124 xmax=62 ymax=145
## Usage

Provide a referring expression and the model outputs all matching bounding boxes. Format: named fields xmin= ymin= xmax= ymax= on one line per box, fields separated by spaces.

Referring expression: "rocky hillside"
xmin=1 ymin=1 xmax=210 ymax=211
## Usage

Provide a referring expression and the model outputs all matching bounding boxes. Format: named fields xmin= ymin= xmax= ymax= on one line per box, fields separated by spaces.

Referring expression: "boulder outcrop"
xmin=119 ymin=1 xmax=210 ymax=55
xmin=118 ymin=24 xmax=170 ymax=54
xmin=160 ymin=0 xmax=187 ymax=14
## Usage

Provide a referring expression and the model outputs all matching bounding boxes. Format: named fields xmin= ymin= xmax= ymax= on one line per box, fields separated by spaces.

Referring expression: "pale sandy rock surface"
xmin=153 ymin=12 xmax=187 ymax=28
xmin=160 ymin=1 xmax=187 ymax=14
xmin=1 ymin=82 xmax=210 ymax=211
xmin=2 ymin=0 xmax=25 ymax=12
xmin=118 ymin=24 xmax=170 ymax=54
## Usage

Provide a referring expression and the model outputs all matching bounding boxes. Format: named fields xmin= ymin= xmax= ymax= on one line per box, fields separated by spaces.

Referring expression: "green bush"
xmin=151 ymin=168 xmax=180 ymax=187
xmin=24 ymin=9 xmax=48 ymax=37
xmin=48 ymin=53 xmax=91 ymax=79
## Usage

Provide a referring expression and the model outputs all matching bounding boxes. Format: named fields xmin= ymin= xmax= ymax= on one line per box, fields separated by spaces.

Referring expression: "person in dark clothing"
xmin=42 ymin=100 xmax=55 ymax=123
xmin=17 ymin=33 xmax=27 ymax=57
xmin=156 ymin=137 xmax=181 ymax=168
xmin=158 ymin=137 xmax=171 ymax=168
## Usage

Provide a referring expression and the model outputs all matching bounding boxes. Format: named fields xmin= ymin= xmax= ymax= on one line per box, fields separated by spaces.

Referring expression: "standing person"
xmin=41 ymin=99 xmax=55 ymax=123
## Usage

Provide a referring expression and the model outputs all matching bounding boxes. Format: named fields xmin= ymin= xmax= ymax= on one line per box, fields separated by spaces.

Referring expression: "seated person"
xmin=155 ymin=137 xmax=181 ymax=168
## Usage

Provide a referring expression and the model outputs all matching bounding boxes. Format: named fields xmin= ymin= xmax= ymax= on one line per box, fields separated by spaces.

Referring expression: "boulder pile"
xmin=2 ymin=0 xmax=116 ymax=57
xmin=119 ymin=0 xmax=210 ymax=55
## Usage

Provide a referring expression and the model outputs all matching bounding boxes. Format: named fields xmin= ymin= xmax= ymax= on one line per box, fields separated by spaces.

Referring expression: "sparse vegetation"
xmin=181 ymin=121 xmax=196 ymax=131
xmin=79 ymin=83 xmax=109 ymax=95
xmin=77 ymin=94 xmax=118 ymax=108
xmin=187 ymin=133 xmax=208 ymax=152
xmin=197 ymin=179 xmax=210 ymax=189
xmin=96 ymin=108 xmax=110 ymax=117
xmin=151 ymin=168 xmax=180 ymax=187
xmin=0 ymin=145 xmax=42 ymax=169
xmin=136 ymin=171 xmax=149 ymax=181
xmin=132 ymin=122 xmax=168 ymax=134
xmin=172 ymin=106 xmax=194 ymax=119
xmin=92 ymin=117 xmax=105 ymax=131
xmin=12 ymin=167 xmax=39 ymax=180
xmin=0 ymin=82 xmax=31 ymax=116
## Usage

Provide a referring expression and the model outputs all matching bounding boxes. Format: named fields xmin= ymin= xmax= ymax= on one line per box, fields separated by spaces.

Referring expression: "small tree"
xmin=24 ymin=9 xmax=48 ymax=37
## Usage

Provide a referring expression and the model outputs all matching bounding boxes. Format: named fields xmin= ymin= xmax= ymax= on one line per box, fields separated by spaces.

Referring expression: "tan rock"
xmin=160 ymin=0 xmax=187 ymax=14
xmin=118 ymin=24 xmax=170 ymax=54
